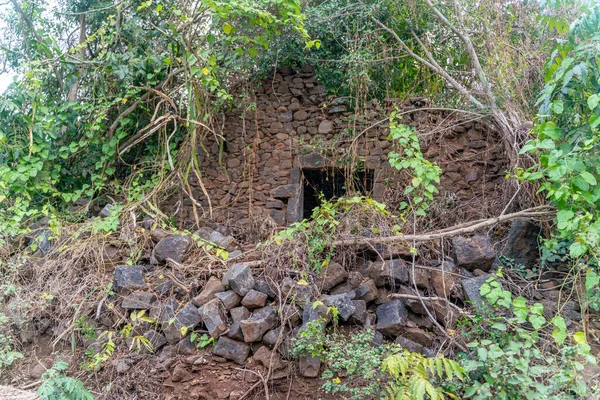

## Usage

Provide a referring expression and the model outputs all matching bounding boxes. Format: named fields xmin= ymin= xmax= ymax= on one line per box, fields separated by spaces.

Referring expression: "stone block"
xmin=198 ymin=298 xmax=229 ymax=339
xmin=376 ymin=299 xmax=409 ymax=337
xmin=152 ymin=235 xmax=192 ymax=264
xmin=242 ymin=290 xmax=268 ymax=309
xmin=452 ymin=235 xmax=496 ymax=272
xmin=240 ymin=306 xmax=278 ymax=342
xmin=192 ymin=276 xmax=225 ymax=307
xmin=222 ymin=264 xmax=255 ymax=296
xmin=213 ymin=337 xmax=251 ymax=365
xmin=121 ymin=291 xmax=156 ymax=309
xmin=113 ymin=265 xmax=147 ymax=295
xmin=316 ymin=262 xmax=348 ymax=292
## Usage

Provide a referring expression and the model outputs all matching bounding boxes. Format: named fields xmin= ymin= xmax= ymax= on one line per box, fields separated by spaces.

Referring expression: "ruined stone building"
xmin=171 ymin=65 xmax=509 ymax=228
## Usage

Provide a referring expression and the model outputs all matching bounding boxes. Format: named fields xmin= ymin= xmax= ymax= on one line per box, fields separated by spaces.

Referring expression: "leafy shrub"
xmin=387 ymin=111 xmax=441 ymax=216
xmin=292 ymin=323 xmax=464 ymax=399
xmin=458 ymin=276 xmax=597 ymax=399
xmin=383 ymin=349 xmax=466 ymax=400
xmin=37 ymin=361 xmax=93 ymax=400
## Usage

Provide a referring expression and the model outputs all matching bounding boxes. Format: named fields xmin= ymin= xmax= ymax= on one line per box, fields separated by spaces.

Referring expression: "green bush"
xmin=458 ymin=276 xmax=597 ymax=399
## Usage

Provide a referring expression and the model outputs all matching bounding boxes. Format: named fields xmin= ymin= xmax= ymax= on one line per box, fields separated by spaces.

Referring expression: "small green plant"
xmin=383 ymin=350 xmax=466 ymax=400
xmin=82 ymin=331 xmax=115 ymax=371
xmin=320 ymin=331 xmax=389 ymax=399
xmin=37 ymin=361 xmax=94 ymax=400
xmin=387 ymin=111 xmax=442 ymax=216
xmin=190 ymin=332 xmax=215 ymax=349
xmin=291 ymin=319 xmax=327 ymax=359
xmin=74 ymin=316 xmax=96 ymax=341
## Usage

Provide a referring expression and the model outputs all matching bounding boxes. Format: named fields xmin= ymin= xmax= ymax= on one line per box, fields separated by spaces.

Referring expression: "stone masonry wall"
xmin=172 ymin=65 xmax=509 ymax=227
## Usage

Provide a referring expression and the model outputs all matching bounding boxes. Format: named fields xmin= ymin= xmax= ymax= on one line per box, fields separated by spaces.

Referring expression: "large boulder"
xmin=376 ymin=299 xmax=409 ymax=337
xmin=222 ymin=264 xmax=255 ymax=296
xmin=501 ymin=219 xmax=542 ymax=268
xmin=212 ymin=337 xmax=251 ymax=365
xmin=113 ymin=265 xmax=147 ymax=295
xmin=452 ymin=235 xmax=496 ymax=272
xmin=152 ymin=235 xmax=192 ymax=264
xmin=240 ymin=306 xmax=278 ymax=342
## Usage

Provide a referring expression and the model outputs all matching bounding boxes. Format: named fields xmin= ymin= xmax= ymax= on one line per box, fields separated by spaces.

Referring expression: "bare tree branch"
xmin=423 ymin=0 xmax=497 ymax=110
xmin=371 ymin=16 xmax=485 ymax=109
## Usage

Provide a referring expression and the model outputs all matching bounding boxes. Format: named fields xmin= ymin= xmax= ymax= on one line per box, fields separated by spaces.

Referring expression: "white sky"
xmin=0 ymin=2 xmax=12 ymax=93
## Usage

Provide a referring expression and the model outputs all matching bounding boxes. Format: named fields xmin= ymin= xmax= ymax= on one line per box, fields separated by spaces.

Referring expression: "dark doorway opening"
xmin=302 ymin=168 xmax=374 ymax=219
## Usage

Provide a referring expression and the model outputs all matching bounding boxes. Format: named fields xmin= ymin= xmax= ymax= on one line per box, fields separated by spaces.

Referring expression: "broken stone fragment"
xmin=143 ymin=329 xmax=167 ymax=352
xmin=299 ymin=355 xmax=320 ymax=377
xmin=349 ymin=300 xmax=367 ymax=325
xmin=367 ymin=259 xmax=410 ymax=286
xmin=431 ymin=260 xmax=462 ymax=298
xmin=162 ymin=302 xmax=202 ymax=344
xmin=462 ymin=274 xmax=496 ymax=308
xmin=212 ymin=337 xmax=251 ymax=365
xmin=198 ymin=298 xmax=229 ymax=339
xmin=227 ymin=322 xmax=245 ymax=341
xmin=192 ymin=276 xmax=225 ymax=307
xmin=402 ymin=326 xmax=435 ymax=347
xmin=215 ymin=290 xmax=242 ymax=310
xmin=281 ymin=277 xmax=314 ymax=303
xmin=121 ymin=291 xmax=156 ymax=309
xmin=376 ymin=299 xmax=409 ymax=337
xmin=254 ymin=279 xmax=275 ymax=298
xmin=152 ymin=235 xmax=192 ymax=264
xmin=355 ymin=279 xmax=378 ymax=302
xmin=316 ymin=262 xmax=348 ymax=292
xmin=149 ymin=298 xmax=178 ymax=324
xmin=501 ymin=218 xmax=542 ymax=268
xmin=113 ymin=265 xmax=147 ymax=295
xmin=253 ymin=346 xmax=284 ymax=370
xmin=320 ymin=293 xmax=356 ymax=321
xmin=230 ymin=306 xmax=251 ymax=323
xmin=452 ymin=235 xmax=496 ymax=272
xmin=395 ymin=336 xmax=424 ymax=354
xmin=240 ymin=306 xmax=278 ymax=342
xmin=241 ymin=290 xmax=268 ymax=309
xmin=262 ymin=327 xmax=284 ymax=348
xmin=222 ymin=264 xmax=255 ymax=296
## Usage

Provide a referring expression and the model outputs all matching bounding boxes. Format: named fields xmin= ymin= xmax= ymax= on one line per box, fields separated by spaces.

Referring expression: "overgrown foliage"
xmin=459 ymin=275 xmax=597 ymax=399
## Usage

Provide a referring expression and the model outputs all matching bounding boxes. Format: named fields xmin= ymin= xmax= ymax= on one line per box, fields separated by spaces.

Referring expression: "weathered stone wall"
xmin=173 ymin=66 xmax=508 ymax=227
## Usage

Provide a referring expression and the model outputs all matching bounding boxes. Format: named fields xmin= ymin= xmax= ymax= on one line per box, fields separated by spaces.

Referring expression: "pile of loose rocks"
xmin=97 ymin=219 xmax=547 ymax=378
